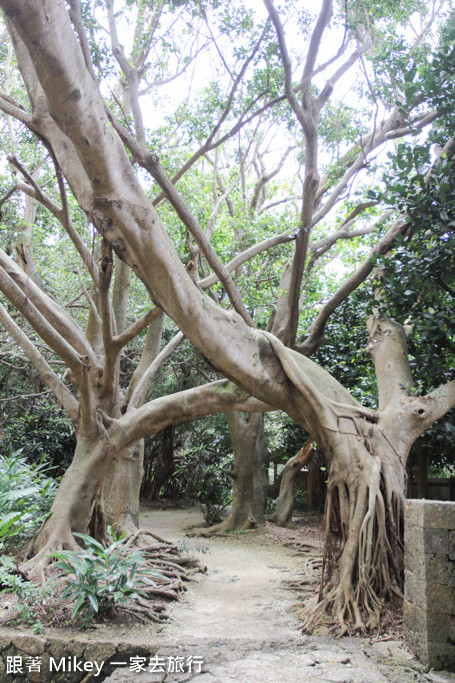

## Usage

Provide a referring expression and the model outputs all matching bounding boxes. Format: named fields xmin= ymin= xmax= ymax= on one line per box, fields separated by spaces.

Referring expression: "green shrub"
xmin=0 ymin=448 xmax=57 ymax=550
xmin=172 ymin=447 xmax=233 ymax=524
xmin=53 ymin=533 xmax=163 ymax=627
xmin=1 ymin=401 xmax=76 ymax=473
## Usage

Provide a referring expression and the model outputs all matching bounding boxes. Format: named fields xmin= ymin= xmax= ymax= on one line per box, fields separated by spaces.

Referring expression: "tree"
xmin=203 ymin=411 xmax=269 ymax=532
xmin=0 ymin=0 xmax=454 ymax=633
xmin=268 ymin=439 xmax=315 ymax=528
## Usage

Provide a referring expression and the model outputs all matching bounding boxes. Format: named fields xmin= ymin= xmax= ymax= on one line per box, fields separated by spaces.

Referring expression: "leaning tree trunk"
xmin=269 ymin=440 xmax=314 ymax=527
xmin=262 ymin=322 xmax=426 ymax=634
xmin=203 ymin=412 xmax=269 ymax=533
xmin=19 ymin=431 xmax=116 ymax=579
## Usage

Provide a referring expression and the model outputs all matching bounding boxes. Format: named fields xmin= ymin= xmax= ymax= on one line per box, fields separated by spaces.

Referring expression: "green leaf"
xmin=87 ymin=593 xmax=99 ymax=613
xmin=71 ymin=595 xmax=86 ymax=620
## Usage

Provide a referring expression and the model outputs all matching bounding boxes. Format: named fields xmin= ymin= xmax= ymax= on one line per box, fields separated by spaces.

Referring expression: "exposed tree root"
xmin=283 ymin=577 xmax=317 ymax=590
xmin=128 ymin=528 xmax=169 ymax=545
xmin=283 ymin=538 xmax=323 ymax=553
xmin=132 ymin=528 xmax=207 ymax=575
xmin=11 ymin=523 xmax=206 ymax=627
xmin=189 ymin=514 xmax=257 ymax=537
xmin=121 ymin=601 xmax=170 ymax=624
xmin=18 ymin=528 xmax=82 ymax=585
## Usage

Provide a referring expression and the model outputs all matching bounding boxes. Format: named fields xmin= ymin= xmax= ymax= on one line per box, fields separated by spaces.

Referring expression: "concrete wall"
xmin=404 ymin=499 xmax=455 ymax=671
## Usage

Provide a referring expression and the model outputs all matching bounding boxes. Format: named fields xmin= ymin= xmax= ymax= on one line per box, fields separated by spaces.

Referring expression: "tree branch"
xmin=113 ymin=306 xmax=164 ymax=351
xmin=0 ymin=301 xmax=79 ymax=421
xmin=106 ymin=0 xmax=146 ymax=146
xmin=67 ymin=0 xmax=99 ymax=85
xmin=152 ymin=24 xmax=269 ymax=201
xmin=412 ymin=380 xmax=455 ymax=434
xmin=82 ymin=285 xmax=102 ymax=330
xmin=122 ymin=313 xmax=164 ymax=410
xmin=315 ymin=36 xmax=372 ymax=110
xmin=113 ymin=380 xmax=272 ymax=449
xmin=249 ymin=146 xmax=296 ymax=213
xmin=312 ymin=106 xmax=437 ymax=226
xmin=13 ymin=173 xmax=99 ymax=289
xmin=99 ymin=238 xmax=118 ymax=393
xmin=0 ymin=248 xmax=95 ymax=372
xmin=0 ymin=91 xmax=34 ymax=127
xmin=110 ymin=136 xmax=255 ymax=326
xmin=297 ymin=217 xmax=408 ymax=355
xmin=307 ymin=208 xmax=393 ymax=270
xmin=264 ymin=0 xmax=335 ymax=345
xmin=300 ymin=0 xmax=333 ymax=102
xmin=197 ymin=230 xmax=295 ymax=290
xmin=127 ymin=331 xmax=185 ymax=412
xmin=263 ymin=0 xmax=309 ymax=132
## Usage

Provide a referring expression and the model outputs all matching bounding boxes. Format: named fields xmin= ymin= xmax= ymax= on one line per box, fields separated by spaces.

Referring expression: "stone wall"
xmin=404 ymin=499 xmax=455 ymax=671
xmin=0 ymin=629 xmax=152 ymax=683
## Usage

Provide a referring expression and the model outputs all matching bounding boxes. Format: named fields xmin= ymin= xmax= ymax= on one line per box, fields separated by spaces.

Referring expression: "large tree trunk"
xmin=104 ymin=441 xmax=144 ymax=535
xmin=300 ymin=422 xmax=406 ymax=633
xmin=269 ymin=440 xmax=314 ymax=527
xmin=19 ymin=433 xmax=115 ymax=578
xmin=262 ymin=322 xmax=416 ymax=633
xmin=203 ymin=412 xmax=268 ymax=533
xmin=104 ymin=292 xmax=164 ymax=531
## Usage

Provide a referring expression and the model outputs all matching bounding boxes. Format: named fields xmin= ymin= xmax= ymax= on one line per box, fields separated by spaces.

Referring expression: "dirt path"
xmin=104 ymin=507 xmax=455 ymax=683
xmin=143 ymin=506 xmax=304 ymax=644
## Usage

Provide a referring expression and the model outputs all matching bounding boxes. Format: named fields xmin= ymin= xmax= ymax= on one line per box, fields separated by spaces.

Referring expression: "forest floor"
xmin=2 ymin=506 xmax=455 ymax=682
xmin=105 ymin=505 xmax=455 ymax=683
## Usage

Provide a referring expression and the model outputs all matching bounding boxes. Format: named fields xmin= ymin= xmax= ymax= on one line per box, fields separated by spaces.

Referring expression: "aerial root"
xmin=295 ymin=540 xmax=391 ymax=637
xmin=292 ymin=458 xmax=405 ymax=637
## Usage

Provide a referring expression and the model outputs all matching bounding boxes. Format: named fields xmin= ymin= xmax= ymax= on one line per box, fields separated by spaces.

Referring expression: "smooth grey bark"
xmin=202 ymin=412 xmax=269 ymax=533
xmin=104 ymin=441 xmax=144 ymax=534
xmin=269 ymin=441 xmax=314 ymax=528
xmin=227 ymin=411 xmax=269 ymax=527
xmin=103 ymin=288 xmax=164 ymax=532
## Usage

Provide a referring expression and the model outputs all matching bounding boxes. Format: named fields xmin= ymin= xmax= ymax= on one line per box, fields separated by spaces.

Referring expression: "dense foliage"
xmin=0 ymin=449 xmax=57 ymax=551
